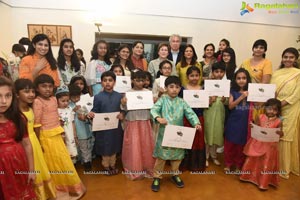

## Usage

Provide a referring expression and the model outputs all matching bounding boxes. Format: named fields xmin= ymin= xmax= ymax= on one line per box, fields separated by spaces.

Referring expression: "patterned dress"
xmin=85 ymin=59 xmax=111 ymax=95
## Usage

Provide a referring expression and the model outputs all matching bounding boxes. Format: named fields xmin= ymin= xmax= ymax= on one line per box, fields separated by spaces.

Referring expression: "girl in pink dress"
xmin=240 ymin=98 xmax=283 ymax=190
xmin=121 ymin=70 xmax=155 ymax=180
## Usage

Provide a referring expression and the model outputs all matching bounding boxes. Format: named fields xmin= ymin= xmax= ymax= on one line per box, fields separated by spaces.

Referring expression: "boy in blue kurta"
xmin=150 ymin=76 xmax=202 ymax=192
xmin=87 ymin=71 xmax=124 ymax=175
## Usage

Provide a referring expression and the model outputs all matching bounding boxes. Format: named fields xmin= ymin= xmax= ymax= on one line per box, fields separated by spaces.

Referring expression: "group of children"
xmin=0 ymin=41 xmax=287 ymax=199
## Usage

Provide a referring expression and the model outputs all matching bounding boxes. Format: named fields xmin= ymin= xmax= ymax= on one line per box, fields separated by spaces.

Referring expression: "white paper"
xmin=204 ymin=80 xmax=230 ymax=97
xmin=77 ymin=94 xmax=94 ymax=113
xmin=251 ymin=123 xmax=280 ymax=142
xmin=126 ymin=91 xmax=154 ymax=110
xmin=114 ymin=76 xmax=132 ymax=93
xmin=159 ymin=76 xmax=167 ymax=88
xmin=247 ymin=83 xmax=276 ymax=102
xmin=92 ymin=112 xmax=119 ymax=131
xmin=162 ymin=125 xmax=196 ymax=149
xmin=183 ymin=90 xmax=209 ymax=108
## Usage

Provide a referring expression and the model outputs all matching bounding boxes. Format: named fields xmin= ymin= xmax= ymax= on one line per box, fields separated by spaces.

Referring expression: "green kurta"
xmin=203 ymin=97 xmax=225 ymax=146
xmin=150 ymin=95 xmax=200 ymax=160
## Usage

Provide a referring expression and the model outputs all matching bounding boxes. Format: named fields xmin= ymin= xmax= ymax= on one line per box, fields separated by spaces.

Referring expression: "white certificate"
xmin=251 ymin=123 xmax=280 ymax=142
xmin=77 ymin=94 xmax=94 ymax=113
xmin=247 ymin=83 xmax=276 ymax=102
xmin=126 ymin=91 xmax=154 ymax=110
xmin=114 ymin=76 xmax=132 ymax=93
xmin=183 ymin=90 xmax=209 ymax=108
xmin=92 ymin=112 xmax=119 ymax=131
xmin=162 ymin=125 xmax=196 ymax=149
xmin=159 ymin=76 xmax=167 ymax=88
xmin=204 ymin=80 xmax=230 ymax=97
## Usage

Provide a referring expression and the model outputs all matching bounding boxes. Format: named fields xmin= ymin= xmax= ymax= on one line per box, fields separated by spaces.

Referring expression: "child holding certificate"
xmin=240 ymin=98 xmax=283 ymax=190
xmin=87 ymin=71 xmax=124 ymax=175
xmin=152 ymin=60 xmax=173 ymax=102
xmin=150 ymin=76 xmax=201 ymax=192
xmin=121 ymin=70 xmax=155 ymax=180
xmin=179 ymin=66 xmax=206 ymax=171
xmin=204 ymin=62 xmax=227 ymax=167
xmin=224 ymin=68 xmax=251 ymax=172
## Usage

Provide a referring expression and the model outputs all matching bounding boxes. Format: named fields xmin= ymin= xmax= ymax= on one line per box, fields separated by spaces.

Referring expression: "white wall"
xmin=1 ymin=2 xmax=299 ymax=68
xmin=0 ymin=2 xmax=13 ymax=58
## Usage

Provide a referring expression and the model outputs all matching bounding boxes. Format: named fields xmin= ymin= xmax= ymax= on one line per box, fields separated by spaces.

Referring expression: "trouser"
xmin=206 ymin=144 xmax=218 ymax=160
xmin=153 ymin=158 xmax=182 ymax=179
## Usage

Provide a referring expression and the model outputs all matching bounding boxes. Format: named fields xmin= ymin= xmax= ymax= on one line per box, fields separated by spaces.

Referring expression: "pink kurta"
xmin=240 ymin=114 xmax=281 ymax=189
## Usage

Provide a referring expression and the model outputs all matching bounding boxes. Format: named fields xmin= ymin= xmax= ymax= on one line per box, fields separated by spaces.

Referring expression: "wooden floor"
xmin=77 ymin=155 xmax=300 ymax=200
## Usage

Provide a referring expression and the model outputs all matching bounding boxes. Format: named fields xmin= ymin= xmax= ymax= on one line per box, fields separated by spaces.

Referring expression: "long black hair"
xmin=57 ymin=38 xmax=81 ymax=72
xmin=221 ymin=47 xmax=237 ymax=81
xmin=76 ymin=48 xmax=86 ymax=65
xmin=113 ymin=44 xmax=135 ymax=71
xmin=231 ymin=68 xmax=251 ymax=91
xmin=0 ymin=77 xmax=27 ymax=141
xmin=27 ymin=34 xmax=57 ymax=70
xmin=69 ymin=75 xmax=89 ymax=94
xmin=180 ymin=44 xmax=198 ymax=67
xmin=90 ymin=40 xmax=111 ymax=65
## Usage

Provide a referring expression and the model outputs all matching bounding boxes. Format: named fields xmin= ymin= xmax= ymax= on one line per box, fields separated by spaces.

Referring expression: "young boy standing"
xmin=150 ymin=76 xmax=201 ymax=192
xmin=87 ymin=71 xmax=124 ymax=175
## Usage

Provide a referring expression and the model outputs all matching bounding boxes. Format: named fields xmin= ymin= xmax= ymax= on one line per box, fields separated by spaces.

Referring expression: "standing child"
xmin=33 ymin=74 xmax=86 ymax=198
xmin=240 ymin=98 xmax=283 ymax=190
xmin=15 ymin=78 xmax=56 ymax=199
xmin=68 ymin=84 xmax=93 ymax=171
xmin=150 ymin=76 xmax=201 ymax=192
xmin=0 ymin=77 xmax=36 ymax=199
xmin=144 ymin=71 xmax=153 ymax=90
xmin=87 ymin=71 xmax=124 ymax=175
xmin=204 ymin=62 xmax=227 ymax=167
xmin=110 ymin=64 xmax=125 ymax=76
xmin=152 ymin=60 xmax=173 ymax=102
xmin=179 ymin=66 xmax=206 ymax=171
xmin=85 ymin=40 xmax=112 ymax=96
xmin=215 ymin=39 xmax=230 ymax=62
xmin=56 ymin=85 xmax=78 ymax=164
xmin=121 ymin=70 xmax=155 ymax=180
xmin=224 ymin=68 xmax=251 ymax=172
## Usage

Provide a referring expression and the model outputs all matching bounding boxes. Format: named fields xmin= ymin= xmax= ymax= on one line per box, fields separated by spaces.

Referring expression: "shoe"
xmin=206 ymin=160 xmax=209 ymax=167
xmin=103 ymin=167 xmax=111 ymax=176
xmin=110 ymin=167 xmax=119 ymax=175
xmin=171 ymin=175 xmax=184 ymax=188
xmin=83 ymin=162 xmax=92 ymax=171
xmin=151 ymin=178 xmax=160 ymax=192
xmin=216 ymin=146 xmax=224 ymax=153
xmin=213 ymin=159 xmax=221 ymax=166
xmin=224 ymin=167 xmax=230 ymax=173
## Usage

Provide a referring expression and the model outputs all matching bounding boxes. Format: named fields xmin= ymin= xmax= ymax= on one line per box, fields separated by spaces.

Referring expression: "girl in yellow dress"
xmin=15 ymin=78 xmax=56 ymax=199
xmin=33 ymin=74 xmax=86 ymax=198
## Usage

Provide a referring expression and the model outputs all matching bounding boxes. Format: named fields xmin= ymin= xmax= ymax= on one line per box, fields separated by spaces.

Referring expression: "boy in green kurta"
xmin=150 ymin=76 xmax=202 ymax=192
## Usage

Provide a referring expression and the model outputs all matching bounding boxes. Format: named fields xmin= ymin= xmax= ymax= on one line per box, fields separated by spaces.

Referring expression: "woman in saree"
xmin=271 ymin=47 xmax=300 ymax=179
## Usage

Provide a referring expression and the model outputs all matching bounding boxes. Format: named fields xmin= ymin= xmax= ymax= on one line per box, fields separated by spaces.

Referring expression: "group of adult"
xmin=7 ymin=32 xmax=300 ymax=180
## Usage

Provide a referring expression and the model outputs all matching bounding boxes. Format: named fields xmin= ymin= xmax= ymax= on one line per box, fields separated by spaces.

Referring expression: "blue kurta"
xmin=91 ymin=90 xmax=123 ymax=156
xmin=150 ymin=95 xmax=200 ymax=160
xmin=225 ymin=90 xmax=250 ymax=145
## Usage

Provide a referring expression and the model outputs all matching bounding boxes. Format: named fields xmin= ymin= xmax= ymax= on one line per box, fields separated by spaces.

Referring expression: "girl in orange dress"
xmin=240 ymin=98 xmax=283 ymax=190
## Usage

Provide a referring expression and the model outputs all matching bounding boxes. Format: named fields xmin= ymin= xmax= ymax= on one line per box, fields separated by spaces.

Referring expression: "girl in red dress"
xmin=0 ymin=76 xmax=36 ymax=199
